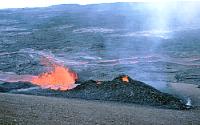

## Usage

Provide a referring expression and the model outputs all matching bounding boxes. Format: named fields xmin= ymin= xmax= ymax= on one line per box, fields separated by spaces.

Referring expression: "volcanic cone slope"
xmin=0 ymin=75 xmax=188 ymax=109
xmin=69 ymin=75 xmax=188 ymax=109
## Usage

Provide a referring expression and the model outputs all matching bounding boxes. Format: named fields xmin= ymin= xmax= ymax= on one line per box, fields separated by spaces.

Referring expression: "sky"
xmin=0 ymin=0 xmax=198 ymax=9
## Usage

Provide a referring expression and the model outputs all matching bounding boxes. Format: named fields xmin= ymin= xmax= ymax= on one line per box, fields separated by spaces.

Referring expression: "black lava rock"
xmin=67 ymin=75 xmax=188 ymax=109
xmin=1 ymin=75 xmax=189 ymax=109
xmin=0 ymin=82 xmax=36 ymax=92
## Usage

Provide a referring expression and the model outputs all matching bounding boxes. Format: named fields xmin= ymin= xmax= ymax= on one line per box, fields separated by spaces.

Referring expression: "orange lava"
xmin=121 ymin=76 xmax=129 ymax=83
xmin=31 ymin=59 xmax=78 ymax=91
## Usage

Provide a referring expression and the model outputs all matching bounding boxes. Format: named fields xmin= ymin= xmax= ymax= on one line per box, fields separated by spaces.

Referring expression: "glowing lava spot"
xmin=31 ymin=59 xmax=78 ymax=91
xmin=121 ymin=76 xmax=129 ymax=83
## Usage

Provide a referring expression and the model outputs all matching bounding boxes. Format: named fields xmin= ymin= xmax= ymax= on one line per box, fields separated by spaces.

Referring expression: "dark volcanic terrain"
xmin=0 ymin=2 xmax=200 ymax=110
xmin=0 ymin=75 xmax=189 ymax=109
xmin=0 ymin=3 xmax=200 ymax=86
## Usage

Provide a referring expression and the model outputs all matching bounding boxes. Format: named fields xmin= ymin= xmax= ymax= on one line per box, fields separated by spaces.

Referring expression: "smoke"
xmin=100 ymin=2 xmax=200 ymax=88
xmin=146 ymin=2 xmax=200 ymax=29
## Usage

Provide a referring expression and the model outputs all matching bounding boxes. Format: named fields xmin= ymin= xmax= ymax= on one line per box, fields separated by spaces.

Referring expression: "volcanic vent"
xmin=0 ymin=53 xmax=189 ymax=109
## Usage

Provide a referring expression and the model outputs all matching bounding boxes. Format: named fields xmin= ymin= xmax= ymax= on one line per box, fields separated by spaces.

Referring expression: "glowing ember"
xmin=121 ymin=76 xmax=129 ymax=83
xmin=31 ymin=58 xmax=78 ymax=91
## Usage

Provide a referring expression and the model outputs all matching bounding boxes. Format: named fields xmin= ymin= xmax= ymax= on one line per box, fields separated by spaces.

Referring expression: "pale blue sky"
xmin=0 ymin=0 xmax=192 ymax=9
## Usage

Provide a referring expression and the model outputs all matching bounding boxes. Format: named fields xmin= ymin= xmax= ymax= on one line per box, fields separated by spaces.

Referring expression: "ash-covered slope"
xmin=0 ymin=75 xmax=188 ymax=109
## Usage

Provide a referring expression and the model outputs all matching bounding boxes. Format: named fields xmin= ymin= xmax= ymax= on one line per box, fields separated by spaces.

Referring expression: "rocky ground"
xmin=0 ymin=93 xmax=200 ymax=125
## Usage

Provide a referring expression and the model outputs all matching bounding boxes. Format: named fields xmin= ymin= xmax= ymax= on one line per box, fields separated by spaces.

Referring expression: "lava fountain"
xmin=0 ymin=57 xmax=78 ymax=91
xmin=31 ymin=64 xmax=78 ymax=90
xmin=31 ymin=57 xmax=78 ymax=90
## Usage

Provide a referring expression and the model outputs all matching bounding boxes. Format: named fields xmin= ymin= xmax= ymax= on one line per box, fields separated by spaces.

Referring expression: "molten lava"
xmin=121 ymin=76 xmax=129 ymax=83
xmin=31 ymin=58 xmax=78 ymax=91
xmin=0 ymin=56 xmax=78 ymax=91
